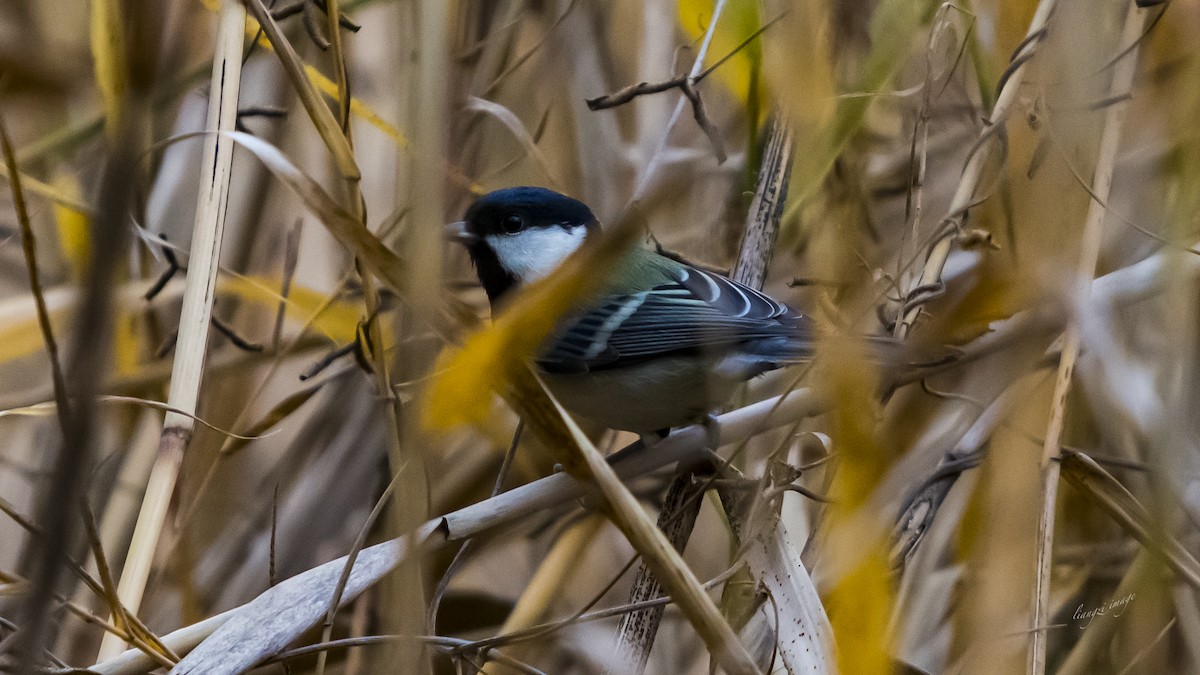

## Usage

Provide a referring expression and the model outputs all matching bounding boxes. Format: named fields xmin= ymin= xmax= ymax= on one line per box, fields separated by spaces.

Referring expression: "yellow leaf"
xmin=824 ymin=550 xmax=894 ymax=675
xmin=51 ymin=172 xmax=90 ymax=281
xmin=219 ymin=275 xmax=361 ymax=345
xmin=760 ymin=0 xmax=836 ymax=135
xmin=422 ymin=263 xmax=595 ymax=429
xmin=819 ymin=336 xmax=896 ymax=674
xmin=90 ymin=0 xmax=126 ymax=139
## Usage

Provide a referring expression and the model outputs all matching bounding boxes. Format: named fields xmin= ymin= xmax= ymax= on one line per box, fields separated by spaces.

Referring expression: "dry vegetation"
xmin=0 ymin=0 xmax=1198 ymax=673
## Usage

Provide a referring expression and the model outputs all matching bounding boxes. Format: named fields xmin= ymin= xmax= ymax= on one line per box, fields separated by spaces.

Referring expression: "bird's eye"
xmin=502 ymin=215 xmax=523 ymax=234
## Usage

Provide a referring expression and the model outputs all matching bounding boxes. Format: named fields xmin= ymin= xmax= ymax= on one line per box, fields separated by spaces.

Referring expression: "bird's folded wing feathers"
xmin=537 ymin=266 xmax=809 ymax=373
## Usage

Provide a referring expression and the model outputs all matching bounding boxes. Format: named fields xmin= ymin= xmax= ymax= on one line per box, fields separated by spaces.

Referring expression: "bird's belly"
xmin=540 ymin=355 xmax=744 ymax=433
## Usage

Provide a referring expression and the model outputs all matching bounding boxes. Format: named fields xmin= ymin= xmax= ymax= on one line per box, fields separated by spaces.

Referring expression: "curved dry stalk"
xmin=98 ymin=0 xmax=246 ymax=659
xmin=466 ymin=96 xmax=561 ymax=189
xmin=892 ymin=0 xmax=1059 ymax=340
xmin=1029 ymin=6 xmax=1150 ymax=673
xmin=244 ymin=0 xmax=359 ymax=180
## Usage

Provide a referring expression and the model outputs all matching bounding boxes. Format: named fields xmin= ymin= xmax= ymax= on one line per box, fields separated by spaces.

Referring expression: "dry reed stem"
xmin=1029 ymin=6 xmax=1149 ymax=673
xmin=324 ymin=0 xmax=352 ymax=132
xmin=732 ymin=118 xmax=794 ymax=290
xmin=98 ymin=0 xmax=245 ymax=659
xmin=608 ymin=464 xmax=713 ymax=675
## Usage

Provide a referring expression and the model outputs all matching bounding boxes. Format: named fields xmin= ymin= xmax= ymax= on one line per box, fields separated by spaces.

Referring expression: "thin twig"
xmin=585 ymin=11 xmax=786 ymax=164
xmin=0 ymin=112 xmax=70 ymax=426
xmin=629 ymin=0 xmax=730 ymax=200
xmin=585 ymin=12 xmax=785 ymax=111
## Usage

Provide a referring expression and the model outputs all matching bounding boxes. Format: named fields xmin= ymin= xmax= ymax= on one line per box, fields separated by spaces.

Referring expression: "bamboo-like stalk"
xmin=609 ymin=464 xmax=713 ymax=674
xmin=97 ymin=0 xmax=246 ymax=659
xmin=1028 ymin=6 xmax=1149 ymax=674
xmin=731 ymin=119 xmax=794 ymax=290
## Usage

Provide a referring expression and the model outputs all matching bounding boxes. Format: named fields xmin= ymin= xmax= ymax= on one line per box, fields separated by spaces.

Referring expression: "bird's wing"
xmin=674 ymin=265 xmax=793 ymax=320
xmin=537 ymin=265 xmax=808 ymax=373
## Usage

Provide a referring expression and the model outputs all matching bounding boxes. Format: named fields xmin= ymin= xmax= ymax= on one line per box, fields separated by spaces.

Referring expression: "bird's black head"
xmin=458 ymin=187 xmax=598 ymax=306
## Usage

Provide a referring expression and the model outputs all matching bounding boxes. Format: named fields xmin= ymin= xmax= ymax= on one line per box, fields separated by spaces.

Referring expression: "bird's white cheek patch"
xmin=486 ymin=227 xmax=587 ymax=283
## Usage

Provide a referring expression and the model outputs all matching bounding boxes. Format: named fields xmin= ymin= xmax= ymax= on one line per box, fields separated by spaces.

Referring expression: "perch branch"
xmin=85 ymin=388 xmax=823 ymax=675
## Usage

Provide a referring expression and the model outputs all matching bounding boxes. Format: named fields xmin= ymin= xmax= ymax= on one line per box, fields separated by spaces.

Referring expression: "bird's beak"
xmin=445 ymin=220 xmax=476 ymax=245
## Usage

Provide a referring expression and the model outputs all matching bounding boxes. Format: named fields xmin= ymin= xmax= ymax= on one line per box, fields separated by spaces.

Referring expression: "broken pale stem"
xmin=893 ymin=0 xmax=1059 ymax=339
xmin=97 ymin=0 xmax=245 ymax=660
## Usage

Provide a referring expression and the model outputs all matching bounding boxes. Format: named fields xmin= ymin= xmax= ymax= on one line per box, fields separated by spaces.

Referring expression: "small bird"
xmin=452 ymin=186 xmax=813 ymax=434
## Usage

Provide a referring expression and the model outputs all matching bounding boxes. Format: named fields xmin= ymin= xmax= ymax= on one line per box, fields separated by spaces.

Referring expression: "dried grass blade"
xmin=222 ymin=131 xmax=407 ymax=296
xmin=512 ymin=370 xmax=760 ymax=674
xmin=323 ymin=0 xmax=352 ymax=131
xmin=244 ymin=0 xmax=361 ymax=180
xmin=1059 ymin=452 xmax=1200 ymax=590
xmin=0 ymin=165 xmax=95 ymax=214
xmin=465 ymin=96 xmax=559 ymax=188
